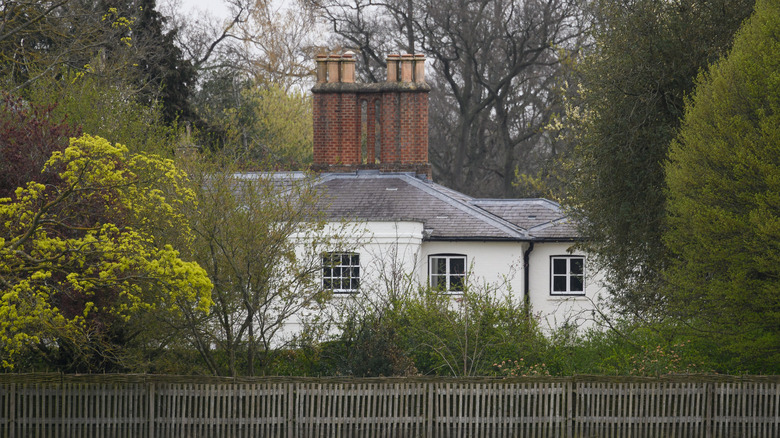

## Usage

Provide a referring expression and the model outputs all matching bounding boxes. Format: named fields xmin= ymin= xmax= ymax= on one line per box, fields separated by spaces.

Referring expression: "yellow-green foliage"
xmin=664 ymin=0 xmax=780 ymax=373
xmin=221 ymin=82 xmax=313 ymax=167
xmin=0 ymin=134 xmax=212 ymax=369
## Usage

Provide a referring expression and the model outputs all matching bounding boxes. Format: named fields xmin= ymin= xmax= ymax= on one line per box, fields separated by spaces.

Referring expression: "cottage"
xmin=263 ymin=53 xmax=602 ymax=333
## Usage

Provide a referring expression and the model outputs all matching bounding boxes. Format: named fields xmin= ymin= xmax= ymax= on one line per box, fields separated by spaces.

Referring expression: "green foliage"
xmin=325 ymin=283 xmax=547 ymax=377
xmin=178 ymin=155 xmax=351 ymax=376
xmin=319 ymin=306 xmax=417 ymax=377
xmin=234 ymin=83 xmax=313 ymax=167
xmin=318 ymin=286 xmax=724 ymax=377
xmin=560 ymin=0 xmax=754 ymax=314
xmin=0 ymin=0 xmax=122 ymax=89
xmin=193 ymin=79 xmax=313 ymax=168
xmin=128 ymin=0 xmax=198 ymax=124
xmin=0 ymin=134 xmax=212 ymax=371
xmin=664 ymin=0 xmax=780 ymax=374
xmin=29 ymin=73 xmax=178 ymax=157
xmin=541 ymin=320 xmax=713 ymax=376
xmin=512 ymin=160 xmax=569 ymax=202
xmin=395 ymin=287 xmax=547 ymax=376
xmin=0 ymin=0 xmax=196 ymax=125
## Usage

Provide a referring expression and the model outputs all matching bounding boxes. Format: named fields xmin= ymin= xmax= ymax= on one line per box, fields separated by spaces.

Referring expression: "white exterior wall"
xmin=527 ymin=242 xmax=604 ymax=331
xmin=418 ymin=241 xmax=526 ymax=298
xmin=293 ymin=222 xmax=603 ymax=341
xmin=311 ymin=221 xmax=425 ymax=338
xmin=326 ymin=221 xmax=425 ymax=291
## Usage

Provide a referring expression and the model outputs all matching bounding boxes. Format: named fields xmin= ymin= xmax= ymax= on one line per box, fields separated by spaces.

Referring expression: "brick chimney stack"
xmin=311 ymin=52 xmax=431 ymax=179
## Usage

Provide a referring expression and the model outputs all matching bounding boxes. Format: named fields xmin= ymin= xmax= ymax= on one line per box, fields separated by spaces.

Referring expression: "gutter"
xmin=523 ymin=241 xmax=535 ymax=317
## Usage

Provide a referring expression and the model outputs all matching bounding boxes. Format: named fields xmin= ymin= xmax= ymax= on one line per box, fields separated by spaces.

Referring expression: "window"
xmin=550 ymin=256 xmax=585 ymax=295
xmin=322 ymin=252 xmax=360 ymax=293
xmin=429 ymin=254 xmax=466 ymax=292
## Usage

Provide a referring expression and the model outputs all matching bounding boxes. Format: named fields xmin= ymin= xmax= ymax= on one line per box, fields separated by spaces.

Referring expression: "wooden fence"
xmin=0 ymin=374 xmax=778 ymax=437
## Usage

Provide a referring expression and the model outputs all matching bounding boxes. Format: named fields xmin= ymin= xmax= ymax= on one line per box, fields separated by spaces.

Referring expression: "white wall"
xmin=332 ymin=221 xmax=425 ymax=291
xmin=288 ymin=222 xmax=604 ymax=343
xmin=527 ymin=242 xmax=605 ymax=331
xmin=290 ymin=221 xmax=425 ymax=341
xmin=418 ymin=241 xmax=526 ymax=299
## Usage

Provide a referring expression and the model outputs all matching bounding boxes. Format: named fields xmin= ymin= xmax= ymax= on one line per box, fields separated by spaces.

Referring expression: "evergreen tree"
xmin=664 ymin=0 xmax=780 ymax=373
xmin=562 ymin=0 xmax=754 ymax=315
xmin=131 ymin=0 xmax=197 ymax=123
xmin=99 ymin=0 xmax=198 ymax=123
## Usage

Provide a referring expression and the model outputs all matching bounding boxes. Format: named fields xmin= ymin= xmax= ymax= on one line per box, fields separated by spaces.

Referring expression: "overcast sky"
xmin=175 ymin=0 xmax=231 ymax=20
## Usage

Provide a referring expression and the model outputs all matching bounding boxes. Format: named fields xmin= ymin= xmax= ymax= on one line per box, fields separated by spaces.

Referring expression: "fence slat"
xmin=2 ymin=375 xmax=780 ymax=438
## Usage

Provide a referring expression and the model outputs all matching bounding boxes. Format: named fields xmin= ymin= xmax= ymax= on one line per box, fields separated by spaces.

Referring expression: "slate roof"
xmin=469 ymin=199 xmax=579 ymax=240
xmin=310 ymin=171 xmax=579 ymax=242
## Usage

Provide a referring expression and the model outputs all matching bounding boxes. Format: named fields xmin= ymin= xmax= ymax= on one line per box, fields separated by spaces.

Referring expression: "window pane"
xmin=553 ymin=276 xmax=567 ymax=292
xmin=351 ymin=267 xmax=360 ymax=278
xmin=450 ymin=274 xmax=465 ymax=291
xmin=450 ymin=257 xmax=465 ymax=275
xmin=323 ymin=267 xmax=332 ymax=277
xmin=323 ymin=278 xmax=332 ymax=289
xmin=437 ymin=258 xmax=447 ymax=274
xmin=570 ymin=258 xmax=584 ymax=275
xmin=553 ymin=258 xmax=567 ymax=274
xmin=350 ymin=254 xmax=359 ymax=266
xmin=341 ymin=254 xmax=350 ymax=265
xmin=571 ymin=275 xmax=584 ymax=292
xmin=432 ymin=274 xmax=446 ymax=289
xmin=351 ymin=278 xmax=360 ymax=290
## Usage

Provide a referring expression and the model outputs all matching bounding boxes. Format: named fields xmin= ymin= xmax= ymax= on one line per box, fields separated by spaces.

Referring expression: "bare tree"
xmin=166 ymin=0 xmax=321 ymax=87
xmin=307 ymin=0 xmax=589 ymax=197
xmin=179 ymin=158 xmax=357 ymax=376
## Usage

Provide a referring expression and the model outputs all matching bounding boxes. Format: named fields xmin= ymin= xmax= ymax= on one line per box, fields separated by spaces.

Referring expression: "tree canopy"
xmin=178 ymin=157 xmax=355 ymax=376
xmin=560 ymin=0 xmax=754 ymax=315
xmin=307 ymin=0 xmax=586 ymax=197
xmin=0 ymin=134 xmax=212 ymax=371
xmin=0 ymin=93 xmax=81 ymax=197
xmin=664 ymin=0 xmax=780 ymax=373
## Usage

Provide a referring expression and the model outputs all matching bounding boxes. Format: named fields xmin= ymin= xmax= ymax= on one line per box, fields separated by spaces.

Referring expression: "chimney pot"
xmin=414 ymin=54 xmax=426 ymax=82
xmin=386 ymin=54 xmax=400 ymax=82
xmin=315 ymin=54 xmax=328 ymax=83
xmin=341 ymin=51 xmax=356 ymax=83
xmin=400 ymin=54 xmax=414 ymax=82
xmin=327 ymin=54 xmax=341 ymax=83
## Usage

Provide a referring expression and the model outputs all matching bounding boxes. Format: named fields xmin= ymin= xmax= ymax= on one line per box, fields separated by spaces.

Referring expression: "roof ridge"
xmin=471 ymin=198 xmax=562 ymax=209
xmin=399 ymin=175 xmax=529 ymax=239
xmin=527 ymin=216 xmax=570 ymax=233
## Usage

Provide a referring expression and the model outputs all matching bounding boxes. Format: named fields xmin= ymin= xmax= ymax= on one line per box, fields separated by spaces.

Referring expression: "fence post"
xmin=288 ymin=382 xmax=295 ymax=438
xmin=427 ymin=381 xmax=434 ymax=438
xmin=566 ymin=378 xmax=573 ymax=438
xmin=147 ymin=382 xmax=155 ymax=438
xmin=8 ymin=383 xmax=15 ymax=438
xmin=704 ymin=381 xmax=713 ymax=438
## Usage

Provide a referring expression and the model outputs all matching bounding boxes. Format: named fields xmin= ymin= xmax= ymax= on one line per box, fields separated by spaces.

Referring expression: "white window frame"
xmin=429 ymin=254 xmax=467 ymax=293
xmin=550 ymin=255 xmax=585 ymax=295
xmin=322 ymin=252 xmax=360 ymax=293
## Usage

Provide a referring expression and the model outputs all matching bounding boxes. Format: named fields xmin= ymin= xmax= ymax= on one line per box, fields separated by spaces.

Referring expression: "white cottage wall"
xmin=326 ymin=221 xmax=425 ymax=291
xmin=290 ymin=221 xmax=425 ymax=341
xmin=287 ymin=224 xmax=604 ymax=343
xmin=418 ymin=241 xmax=526 ymax=299
xmin=527 ymin=242 xmax=604 ymax=331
